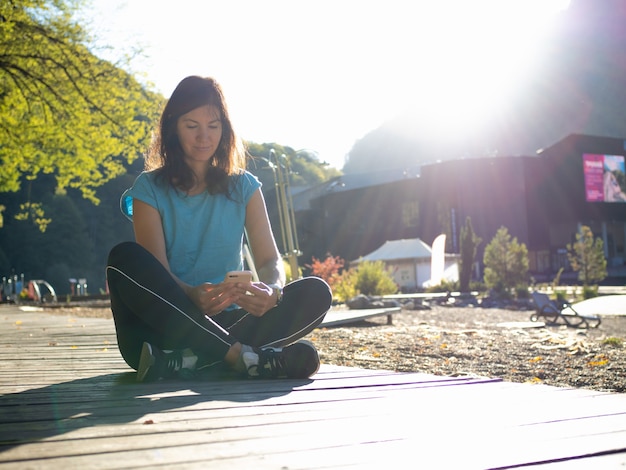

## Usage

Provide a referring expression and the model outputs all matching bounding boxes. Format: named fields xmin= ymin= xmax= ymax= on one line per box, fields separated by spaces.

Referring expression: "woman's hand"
xmin=187 ymin=282 xmax=242 ymax=317
xmin=231 ymin=282 xmax=278 ymax=317
xmin=185 ymin=280 xmax=278 ymax=317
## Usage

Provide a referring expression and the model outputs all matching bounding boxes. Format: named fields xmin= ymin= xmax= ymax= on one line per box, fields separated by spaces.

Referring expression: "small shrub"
xmin=554 ymin=290 xmax=567 ymax=303
xmin=306 ymin=254 xmax=344 ymax=290
xmin=489 ymin=285 xmax=513 ymax=300
xmin=283 ymin=259 xmax=293 ymax=282
xmin=332 ymin=269 xmax=358 ymax=303
xmin=582 ymin=285 xmax=599 ymax=299
xmin=283 ymin=259 xmax=303 ymax=282
xmin=352 ymin=260 xmax=398 ymax=296
xmin=515 ymin=285 xmax=530 ymax=299
xmin=602 ymin=337 xmax=623 ymax=348
xmin=332 ymin=260 xmax=398 ymax=302
xmin=470 ymin=281 xmax=486 ymax=293
xmin=426 ymin=279 xmax=459 ymax=293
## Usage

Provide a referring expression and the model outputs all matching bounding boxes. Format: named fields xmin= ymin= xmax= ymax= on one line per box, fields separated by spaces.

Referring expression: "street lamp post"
xmin=269 ymin=149 xmax=301 ymax=278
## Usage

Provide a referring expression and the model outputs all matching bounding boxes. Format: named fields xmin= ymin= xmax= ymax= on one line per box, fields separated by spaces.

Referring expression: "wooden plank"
xmin=1 ymin=305 xmax=626 ymax=469
xmin=2 ymin=388 xmax=625 ymax=469
xmin=320 ymin=307 xmax=400 ymax=326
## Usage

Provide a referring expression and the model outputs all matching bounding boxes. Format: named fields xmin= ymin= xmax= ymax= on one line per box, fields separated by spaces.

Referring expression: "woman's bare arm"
xmin=132 ymin=199 xmax=239 ymax=314
xmin=231 ymin=189 xmax=285 ymax=316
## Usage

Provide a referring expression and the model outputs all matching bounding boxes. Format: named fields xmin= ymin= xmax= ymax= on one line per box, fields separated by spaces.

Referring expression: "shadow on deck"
xmin=1 ymin=305 xmax=625 ymax=469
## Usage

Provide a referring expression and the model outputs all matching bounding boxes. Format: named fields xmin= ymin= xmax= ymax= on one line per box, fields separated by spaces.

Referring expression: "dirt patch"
xmin=309 ymin=305 xmax=626 ymax=393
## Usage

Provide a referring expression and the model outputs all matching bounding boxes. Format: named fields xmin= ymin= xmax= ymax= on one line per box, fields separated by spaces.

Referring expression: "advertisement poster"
xmin=583 ymin=154 xmax=626 ymax=203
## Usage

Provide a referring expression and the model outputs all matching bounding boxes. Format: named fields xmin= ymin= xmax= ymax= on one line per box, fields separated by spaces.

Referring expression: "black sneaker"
xmin=244 ymin=340 xmax=320 ymax=379
xmin=136 ymin=342 xmax=184 ymax=382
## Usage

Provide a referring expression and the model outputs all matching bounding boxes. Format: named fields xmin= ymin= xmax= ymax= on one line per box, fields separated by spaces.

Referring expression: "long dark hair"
xmin=145 ymin=76 xmax=247 ymax=195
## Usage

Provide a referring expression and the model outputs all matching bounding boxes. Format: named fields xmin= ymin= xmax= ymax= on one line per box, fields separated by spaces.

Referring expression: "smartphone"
xmin=224 ymin=270 xmax=253 ymax=283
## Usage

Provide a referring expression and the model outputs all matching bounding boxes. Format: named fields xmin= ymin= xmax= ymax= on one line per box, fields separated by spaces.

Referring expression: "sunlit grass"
xmin=602 ymin=337 xmax=623 ymax=348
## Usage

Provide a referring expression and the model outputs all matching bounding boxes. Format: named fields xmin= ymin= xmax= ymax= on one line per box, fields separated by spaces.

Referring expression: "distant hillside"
xmin=343 ymin=0 xmax=626 ymax=174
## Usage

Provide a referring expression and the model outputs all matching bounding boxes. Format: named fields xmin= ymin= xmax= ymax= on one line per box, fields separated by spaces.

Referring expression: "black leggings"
xmin=106 ymin=242 xmax=332 ymax=370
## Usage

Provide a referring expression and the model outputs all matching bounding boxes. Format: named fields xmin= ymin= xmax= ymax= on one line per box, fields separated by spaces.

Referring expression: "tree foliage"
xmin=566 ymin=225 xmax=607 ymax=287
xmin=0 ymin=0 xmax=162 ymax=212
xmin=459 ymin=216 xmax=481 ymax=292
xmin=246 ymin=142 xmax=341 ymax=190
xmin=483 ymin=226 xmax=529 ymax=295
xmin=0 ymin=164 xmax=139 ymax=294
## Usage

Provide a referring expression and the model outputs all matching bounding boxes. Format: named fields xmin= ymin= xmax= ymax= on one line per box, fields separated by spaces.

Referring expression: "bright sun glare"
xmin=395 ymin=0 xmax=571 ymax=139
xmin=83 ymin=0 xmax=571 ymax=167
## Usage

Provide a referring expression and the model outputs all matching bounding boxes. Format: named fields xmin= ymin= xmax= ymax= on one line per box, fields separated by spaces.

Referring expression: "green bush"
xmin=425 ymin=279 xmax=459 ymax=293
xmin=515 ymin=285 xmax=530 ymax=299
xmin=352 ymin=260 xmax=398 ymax=296
xmin=332 ymin=269 xmax=358 ymax=303
xmin=332 ymin=260 xmax=397 ymax=302
xmin=470 ymin=281 xmax=486 ymax=293
xmin=582 ymin=285 xmax=599 ymax=299
xmin=602 ymin=337 xmax=623 ymax=348
xmin=554 ymin=290 xmax=567 ymax=303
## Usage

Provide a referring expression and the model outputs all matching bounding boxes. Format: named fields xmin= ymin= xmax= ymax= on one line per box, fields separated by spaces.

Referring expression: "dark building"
xmin=419 ymin=134 xmax=626 ymax=282
xmin=530 ymin=134 xmax=626 ymax=278
xmin=291 ymin=169 xmax=420 ymax=263
xmin=308 ymin=176 xmax=420 ymax=262
xmin=418 ymin=155 xmax=537 ymax=262
xmin=275 ymin=134 xmax=626 ymax=282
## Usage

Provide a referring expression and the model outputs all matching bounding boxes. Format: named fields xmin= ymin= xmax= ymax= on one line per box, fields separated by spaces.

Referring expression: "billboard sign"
xmin=583 ymin=154 xmax=626 ymax=203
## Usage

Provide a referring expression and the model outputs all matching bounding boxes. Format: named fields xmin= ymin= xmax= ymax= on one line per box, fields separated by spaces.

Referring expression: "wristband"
xmin=268 ymin=284 xmax=283 ymax=306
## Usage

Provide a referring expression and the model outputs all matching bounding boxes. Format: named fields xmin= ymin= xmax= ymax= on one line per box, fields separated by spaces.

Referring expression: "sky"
xmin=79 ymin=0 xmax=571 ymax=169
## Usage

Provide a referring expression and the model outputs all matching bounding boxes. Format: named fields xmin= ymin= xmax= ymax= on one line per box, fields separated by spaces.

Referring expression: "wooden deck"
xmin=1 ymin=305 xmax=626 ymax=469
xmin=321 ymin=306 xmax=400 ymax=326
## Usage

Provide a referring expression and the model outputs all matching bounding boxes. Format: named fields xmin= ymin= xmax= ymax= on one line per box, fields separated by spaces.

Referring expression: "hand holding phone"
xmin=224 ymin=271 xmax=253 ymax=284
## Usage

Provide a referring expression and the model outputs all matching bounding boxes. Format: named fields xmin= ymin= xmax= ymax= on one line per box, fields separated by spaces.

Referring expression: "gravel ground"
xmin=39 ymin=302 xmax=626 ymax=393
xmin=309 ymin=305 xmax=626 ymax=394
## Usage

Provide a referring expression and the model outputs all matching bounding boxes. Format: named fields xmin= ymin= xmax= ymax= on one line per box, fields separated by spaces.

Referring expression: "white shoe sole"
xmin=136 ymin=342 xmax=156 ymax=382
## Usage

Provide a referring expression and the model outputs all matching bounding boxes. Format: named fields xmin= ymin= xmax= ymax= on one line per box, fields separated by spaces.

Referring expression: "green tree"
xmin=483 ymin=226 xmax=529 ymax=295
xmin=459 ymin=216 xmax=481 ymax=292
xmin=246 ymin=143 xmax=341 ymax=189
xmin=566 ymin=225 xmax=607 ymax=287
xmin=0 ymin=191 xmax=94 ymax=286
xmin=42 ymin=194 xmax=94 ymax=271
xmin=0 ymin=0 xmax=162 ymax=221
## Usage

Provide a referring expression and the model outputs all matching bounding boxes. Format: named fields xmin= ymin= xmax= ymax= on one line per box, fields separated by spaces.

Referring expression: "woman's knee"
xmin=107 ymin=241 xmax=140 ymax=266
xmin=106 ymin=242 xmax=161 ymax=289
xmin=287 ymin=276 xmax=332 ymax=307
xmin=307 ymin=276 xmax=332 ymax=297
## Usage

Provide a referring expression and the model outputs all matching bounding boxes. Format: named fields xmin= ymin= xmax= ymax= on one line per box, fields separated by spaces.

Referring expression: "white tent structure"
xmin=352 ymin=238 xmax=459 ymax=291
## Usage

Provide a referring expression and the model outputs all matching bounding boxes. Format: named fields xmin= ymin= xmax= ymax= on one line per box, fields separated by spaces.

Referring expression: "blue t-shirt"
xmin=121 ymin=170 xmax=261 ymax=285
